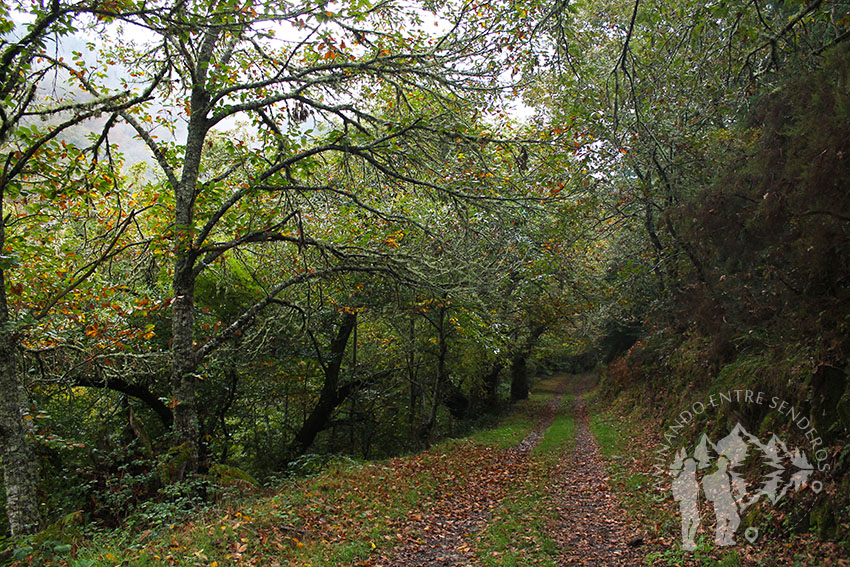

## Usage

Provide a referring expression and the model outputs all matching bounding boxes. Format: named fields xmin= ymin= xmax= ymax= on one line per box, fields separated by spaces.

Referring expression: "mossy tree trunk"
xmin=509 ymin=324 xmax=546 ymax=402
xmin=286 ymin=312 xmax=358 ymax=460
xmin=0 ymin=212 xmax=40 ymax=536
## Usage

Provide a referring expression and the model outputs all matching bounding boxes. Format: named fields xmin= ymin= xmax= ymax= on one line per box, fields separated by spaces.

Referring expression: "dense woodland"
xmin=1 ymin=0 xmax=849 ymax=561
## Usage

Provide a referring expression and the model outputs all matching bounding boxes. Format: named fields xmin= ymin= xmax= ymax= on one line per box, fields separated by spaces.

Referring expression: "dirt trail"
xmin=373 ymin=379 xmax=568 ymax=567
xmin=550 ymin=374 xmax=639 ymax=566
xmin=374 ymin=374 xmax=639 ymax=567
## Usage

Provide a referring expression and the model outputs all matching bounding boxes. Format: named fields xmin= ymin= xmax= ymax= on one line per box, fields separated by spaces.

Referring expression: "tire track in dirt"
xmin=372 ymin=378 xmax=569 ymax=567
xmin=550 ymin=374 xmax=640 ymax=566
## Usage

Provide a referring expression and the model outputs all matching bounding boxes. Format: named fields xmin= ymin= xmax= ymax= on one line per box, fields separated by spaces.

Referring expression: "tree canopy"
xmin=1 ymin=0 xmax=848 ymax=553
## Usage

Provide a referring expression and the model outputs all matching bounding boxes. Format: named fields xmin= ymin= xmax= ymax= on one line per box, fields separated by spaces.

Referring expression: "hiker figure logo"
xmin=652 ymin=390 xmax=829 ymax=551
xmin=667 ymin=424 xmax=818 ymax=550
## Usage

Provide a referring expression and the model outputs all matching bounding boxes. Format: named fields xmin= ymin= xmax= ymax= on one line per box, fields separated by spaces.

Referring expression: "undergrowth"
xmin=9 ymin=375 xmax=576 ymax=567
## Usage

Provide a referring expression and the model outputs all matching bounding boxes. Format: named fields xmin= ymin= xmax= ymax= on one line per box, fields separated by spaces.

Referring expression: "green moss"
xmin=468 ymin=408 xmax=537 ymax=449
xmin=758 ymin=411 xmax=780 ymax=437
xmin=532 ymin=402 xmax=576 ymax=459
xmin=712 ymin=352 xmax=772 ymax=393
xmin=811 ymin=502 xmax=838 ymax=541
xmin=717 ymin=550 xmax=743 ymax=567
xmin=208 ymin=464 xmax=258 ymax=488
xmin=475 ymin=488 xmax=558 ymax=567
xmin=837 ymin=392 xmax=850 ymax=430
xmin=589 ymin=415 xmax=620 ymax=458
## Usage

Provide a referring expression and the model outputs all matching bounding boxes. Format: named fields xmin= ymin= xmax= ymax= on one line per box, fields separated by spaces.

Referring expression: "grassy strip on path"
xmin=473 ymin=375 xmax=576 ymax=567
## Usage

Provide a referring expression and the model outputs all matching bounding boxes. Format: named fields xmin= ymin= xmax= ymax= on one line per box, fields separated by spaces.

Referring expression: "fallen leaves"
xmin=548 ymin=380 xmax=640 ymax=566
xmin=374 ymin=380 xmax=569 ymax=566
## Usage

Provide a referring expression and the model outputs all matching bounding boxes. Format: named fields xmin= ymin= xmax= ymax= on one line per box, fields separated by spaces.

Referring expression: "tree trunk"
xmin=419 ymin=370 xmax=440 ymax=449
xmin=482 ymin=363 xmax=503 ymax=409
xmin=407 ymin=316 xmax=420 ymax=441
xmin=170 ymin=250 xmax=200 ymax=477
xmin=435 ymin=304 xmax=468 ymax=418
xmin=286 ymin=312 xmax=357 ymax=460
xmin=509 ymin=324 xmax=546 ymax=402
xmin=0 ymin=211 xmax=40 ymax=535
xmin=417 ymin=303 xmax=469 ymax=445
xmin=643 ymin=197 xmax=668 ymax=294
xmin=509 ymin=353 xmax=529 ymax=401
xmin=168 ymin=32 xmax=217 ymax=476
xmin=0 ymin=334 xmax=40 ymax=536
xmin=72 ymin=374 xmax=172 ymax=428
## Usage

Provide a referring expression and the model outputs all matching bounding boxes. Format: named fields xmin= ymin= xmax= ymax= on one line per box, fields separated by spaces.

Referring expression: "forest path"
xmin=371 ymin=377 xmax=569 ymax=567
xmin=548 ymin=374 xmax=639 ymax=566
